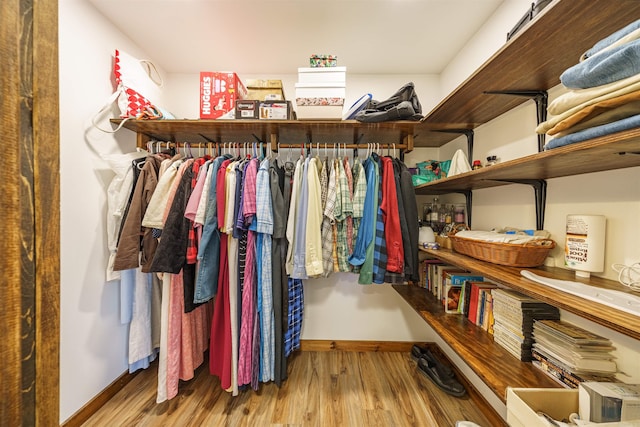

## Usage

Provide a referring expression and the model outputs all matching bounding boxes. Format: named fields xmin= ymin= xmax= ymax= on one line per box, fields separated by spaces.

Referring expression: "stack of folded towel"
xmin=537 ymin=20 xmax=640 ymax=150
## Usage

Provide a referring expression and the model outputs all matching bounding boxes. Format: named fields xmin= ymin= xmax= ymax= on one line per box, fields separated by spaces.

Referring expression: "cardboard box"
xmin=579 ymin=382 xmax=640 ymax=423
xmin=506 ymin=387 xmax=637 ymax=427
xmin=235 ymin=100 xmax=260 ymax=120
xmin=259 ymin=100 xmax=292 ymax=120
xmin=245 ymin=79 xmax=285 ymax=101
xmin=199 ymin=72 xmax=248 ymax=119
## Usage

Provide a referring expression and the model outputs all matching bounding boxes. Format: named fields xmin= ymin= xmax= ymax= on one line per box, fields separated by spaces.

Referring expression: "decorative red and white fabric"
xmin=93 ymin=49 xmax=173 ymax=132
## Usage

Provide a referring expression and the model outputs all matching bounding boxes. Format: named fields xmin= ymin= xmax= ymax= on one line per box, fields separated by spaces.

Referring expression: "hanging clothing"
xmin=305 ymin=157 xmax=324 ymax=277
xmin=381 ymin=156 xmax=404 ymax=274
xmin=397 ymin=159 xmax=420 ymax=282
xmin=270 ymin=158 xmax=289 ymax=386
xmin=372 ymin=154 xmax=388 ymax=284
xmin=195 ymin=156 xmax=231 ymax=302
xmin=113 ymin=154 xmax=164 ymax=272
xmin=105 ymin=150 xmax=148 ymax=282
xmin=284 ymin=278 xmax=304 ymax=357
xmin=320 ymin=158 xmax=334 ymax=277
xmin=256 ymin=158 xmax=275 ymax=382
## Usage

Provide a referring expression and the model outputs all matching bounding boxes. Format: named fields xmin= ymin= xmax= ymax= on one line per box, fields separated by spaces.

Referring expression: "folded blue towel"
xmin=545 ymin=113 xmax=640 ymax=150
xmin=561 ymin=39 xmax=640 ymax=89
xmin=582 ymin=19 xmax=640 ymax=61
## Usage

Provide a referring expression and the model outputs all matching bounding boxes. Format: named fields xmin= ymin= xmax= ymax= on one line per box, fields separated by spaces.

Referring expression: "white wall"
xmin=58 ymin=0 xmax=160 ymax=422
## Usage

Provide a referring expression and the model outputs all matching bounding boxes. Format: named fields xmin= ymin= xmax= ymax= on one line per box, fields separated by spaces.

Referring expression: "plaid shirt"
xmin=320 ymin=159 xmax=333 ymax=277
xmin=372 ymin=154 xmax=388 ymax=284
xmin=242 ymin=158 xmax=259 ymax=229
xmin=343 ymin=158 xmax=354 ymax=256
xmin=335 ymin=160 xmax=352 ymax=272
xmin=284 ymin=278 xmax=304 ymax=357
xmin=326 ymin=160 xmax=339 ymax=273
xmin=350 ymin=160 xmax=367 ymax=273
xmin=256 ymin=158 xmax=274 ymax=381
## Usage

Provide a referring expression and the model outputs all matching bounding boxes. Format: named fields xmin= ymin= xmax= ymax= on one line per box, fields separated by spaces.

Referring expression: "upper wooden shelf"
xmin=113 ymin=119 xmax=421 ymax=150
xmin=419 ymin=248 xmax=640 ymax=341
xmin=416 ymin=0 xmax=640 ymax=146
xmin=392 ymin=284 xmax=561 ymax=402
xmin=414 ymin=128 xmax=640 ymax=195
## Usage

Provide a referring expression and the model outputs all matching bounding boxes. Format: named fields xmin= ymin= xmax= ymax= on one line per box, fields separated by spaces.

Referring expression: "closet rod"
xmin=150 ymin=141 xmax=409 ymax=152
xmin=273 ymin=143 xmax=408 ymax=151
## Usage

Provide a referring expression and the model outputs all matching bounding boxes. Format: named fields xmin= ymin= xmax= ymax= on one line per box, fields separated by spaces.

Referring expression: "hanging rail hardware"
xmin=484 ymin=90 xmax=548 ymax=152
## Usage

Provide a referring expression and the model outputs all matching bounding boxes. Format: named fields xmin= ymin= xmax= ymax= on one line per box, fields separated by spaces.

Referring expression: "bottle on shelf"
xmin=422 ymin=203 xmax=432 ymax=226
xmin=454 ymin=205 xmax=466 ymax=225
xmin=430 ymin=197 xmax=440 ymax=232
xmin=472 ymin=160 xmax=483 ymax=170
xmin=438 ymin=203 xmax=448 ymax=233
xmin=444 ymin=204 xmax=453 ymax=227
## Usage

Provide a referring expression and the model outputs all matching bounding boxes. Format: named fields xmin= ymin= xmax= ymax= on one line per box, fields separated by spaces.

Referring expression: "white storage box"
xmin=506 ymin=388 xmax=640 ymax=427
xmin=579 ymin=383 xmax=640 ymax=423
xmin=297 ymin=66 xmax=346 ymax=84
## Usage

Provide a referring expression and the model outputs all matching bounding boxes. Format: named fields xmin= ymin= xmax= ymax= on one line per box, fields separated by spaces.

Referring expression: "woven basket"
xmin=449 ymin=234 xmax=555 ymax=267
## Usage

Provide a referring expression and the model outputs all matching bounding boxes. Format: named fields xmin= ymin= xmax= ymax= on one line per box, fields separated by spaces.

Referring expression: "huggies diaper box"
xmin=199 ymin=72 xmax=247 ymax=119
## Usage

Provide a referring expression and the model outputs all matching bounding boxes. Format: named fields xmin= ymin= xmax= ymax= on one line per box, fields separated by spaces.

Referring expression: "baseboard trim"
xmin=300 ymin=340 xmax=415 ymax=352
xmin=60 ymin=369 xmax=140 ymax=427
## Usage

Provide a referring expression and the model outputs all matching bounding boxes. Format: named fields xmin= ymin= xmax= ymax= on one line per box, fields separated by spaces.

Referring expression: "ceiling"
xmin=88 ymin=0 xmax=505 ymax=75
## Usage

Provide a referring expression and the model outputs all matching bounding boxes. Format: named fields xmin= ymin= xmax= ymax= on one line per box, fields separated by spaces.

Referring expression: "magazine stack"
xmin=532 ymin=319 xmax=617 ymax=388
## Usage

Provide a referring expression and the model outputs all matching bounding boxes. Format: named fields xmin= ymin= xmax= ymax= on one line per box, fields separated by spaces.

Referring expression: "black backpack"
xmin=355 ymin=82 xmax=423 ymax=123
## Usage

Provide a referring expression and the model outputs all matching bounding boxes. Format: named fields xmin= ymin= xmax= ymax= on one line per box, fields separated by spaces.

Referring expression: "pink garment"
xmin=165 ymin=271 xmax=212 ymax=400
xmin=217 ymin=159 xmax=231 ymax=230
xmin=242 ymin=158 xmax=259 ymax=226
xmin=237 ymin=230 xmax=257 ymax=386
xmin=184 ymin=160 xmax=210 ymax=224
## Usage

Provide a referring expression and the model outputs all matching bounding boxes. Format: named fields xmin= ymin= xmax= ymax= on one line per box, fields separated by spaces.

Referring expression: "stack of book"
xmin=491 ymin=289 xmax=560 ymax=361
xmin=443 ymin=271 xmax=484 ymax=313
xmin=532 ymin=319 xmax=617 ymax=388
xmin=295 ymin=66 xmax=346 ymax=119
xmin=464 ymin=281 xmax=498 ymax=331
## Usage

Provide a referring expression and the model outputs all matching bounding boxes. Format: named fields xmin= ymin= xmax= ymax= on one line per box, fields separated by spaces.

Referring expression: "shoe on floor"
xmin=456 ymin=422 xmax=482 ymax=427
xmin=417 ymin=356 xmax=466 ymax=397
xmin=410 ymin=345 xmax=454 ymax=378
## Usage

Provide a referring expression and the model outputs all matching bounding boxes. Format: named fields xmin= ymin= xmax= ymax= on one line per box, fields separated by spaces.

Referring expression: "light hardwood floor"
xmin=82 ymin=351 xmax=497 ymax=427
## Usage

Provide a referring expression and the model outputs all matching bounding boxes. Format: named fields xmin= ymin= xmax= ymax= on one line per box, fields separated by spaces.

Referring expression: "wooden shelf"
xmin=113 ymin=119 xmax=420 ymax=149
xmin=392 ymin=284 xmax=561 ymax=402
xmin=417 ymin=248 xmax=640 ymax=341
xmin=415 ymin=0 xmax=640 ymax=146
xmin=414 ymin=128 xmax=640 ymax=195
